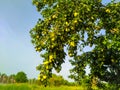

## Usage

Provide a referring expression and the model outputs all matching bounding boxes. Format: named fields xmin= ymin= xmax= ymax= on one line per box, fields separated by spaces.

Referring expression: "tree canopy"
xmin=15 ymin=71 xmax=28 ymax=83
xmin=30 ymin=0 xmax=120 ymax=87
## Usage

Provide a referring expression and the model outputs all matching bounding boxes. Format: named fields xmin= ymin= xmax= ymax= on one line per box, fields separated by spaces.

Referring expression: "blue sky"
xmin=0 ymin=0 xmax=40 ymax=78
xmin=0 ymin=0 xmax=114 ymax=81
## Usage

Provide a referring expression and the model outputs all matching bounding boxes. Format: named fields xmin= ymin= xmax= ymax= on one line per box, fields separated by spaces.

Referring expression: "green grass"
xmin=0 ymin=84 xmax=32 ymax=90
xmin=37 ymin=86 xmax=85 ymax=90
xmin=0 ymin=84 xmax=86 ymax=90
xmin=0 ymin=83 xmax=119 ymax=90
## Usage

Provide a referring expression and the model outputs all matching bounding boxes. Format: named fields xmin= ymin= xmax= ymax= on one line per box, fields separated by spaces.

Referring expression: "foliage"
xmin=15 ymin=71 xmax=28 ymax=83
xmin=69 ymin=25 xmax=120 ymax=88
xmin=37 ymin=73 xmax=72 ymax=86
xmin=69 ymin=35 xmax=120 ymax=88
xmin=48 ymin=74 xmax=64 ymax=86
xmin=30 ymin=0 xmax=120 ymax=87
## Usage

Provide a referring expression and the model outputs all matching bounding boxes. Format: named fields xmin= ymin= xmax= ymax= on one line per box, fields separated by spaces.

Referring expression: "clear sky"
xmin=0 ymin=0 xmax=41 ymax=79
xmin=0 ymin=0 xmax=115 ymax=81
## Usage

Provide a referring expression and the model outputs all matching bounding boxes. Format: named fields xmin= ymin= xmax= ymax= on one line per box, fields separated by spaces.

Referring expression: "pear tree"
xmin=30 ymin=0 xmax=120 ymax=86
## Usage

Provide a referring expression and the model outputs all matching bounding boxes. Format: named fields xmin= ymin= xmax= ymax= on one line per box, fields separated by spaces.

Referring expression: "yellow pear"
xmin=36 ymin=35 xmax=39 ymax=38
xmin=43 ymin=75 xmax=47 ymax=79
xmin=65 ymin=28 xmax=69 ymax=32
xmin=46 ymin=65 xmax=49 ymax=69
xmin=74 ymin=12 xmax=78 ymax=17
xmin=49 ymin=55 xmax=53 ymax=60
xmin=70 ymin=41 xmax=75 ymax=47
xmin=68 ymin=53 xmax=73 ymax=57
xmin=52 ymin=15 xmax=57 ymax=19
xmin=106 ymin=9 xmax=110 ymax=13
xmin=43 ymin=61 xmax=49 ymax=65
xmin=51 ymin=37 xmax=55 ymax=41
xmin=38 ymin=74 xmax=40 ymax=80
xmin=74 ymin=20 xmax=77 ymax=24
xmin=35 ymin=2 xmax=39 ymax=6
xmin=66 ymin=22 xmax=69 ymax=26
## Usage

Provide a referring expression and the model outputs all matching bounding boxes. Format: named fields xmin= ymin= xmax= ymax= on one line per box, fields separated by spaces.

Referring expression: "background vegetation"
xmin=0 ymin=72 xmax=120 ymax=90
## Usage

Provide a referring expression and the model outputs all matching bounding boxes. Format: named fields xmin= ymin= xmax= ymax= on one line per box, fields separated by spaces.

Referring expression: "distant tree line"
xmin=0 ymin=71 xmax=28 ymax=84
xmin=0 ymin=73 xmax=15 ymax=83
xmin=37 ymin=74 xmax=76 ymax=86
xmin=0 ymin=72 xmax=75 ymax=86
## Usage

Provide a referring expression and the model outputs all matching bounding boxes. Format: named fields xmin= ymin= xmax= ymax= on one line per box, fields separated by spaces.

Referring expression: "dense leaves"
xmin=15 ymin=71 xmax=28 ymax=83
xmin=69 ymin=1 xmax=120 ymax=88
xmin=30 ymin=0 xmax=120 ymax=87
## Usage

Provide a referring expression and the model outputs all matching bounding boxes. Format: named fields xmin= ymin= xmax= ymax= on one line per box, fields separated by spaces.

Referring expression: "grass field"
xmin=0 ymin=83 xmax=86 ymax=90
xmin=0 ymin=83 xmax=120 ymax=90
